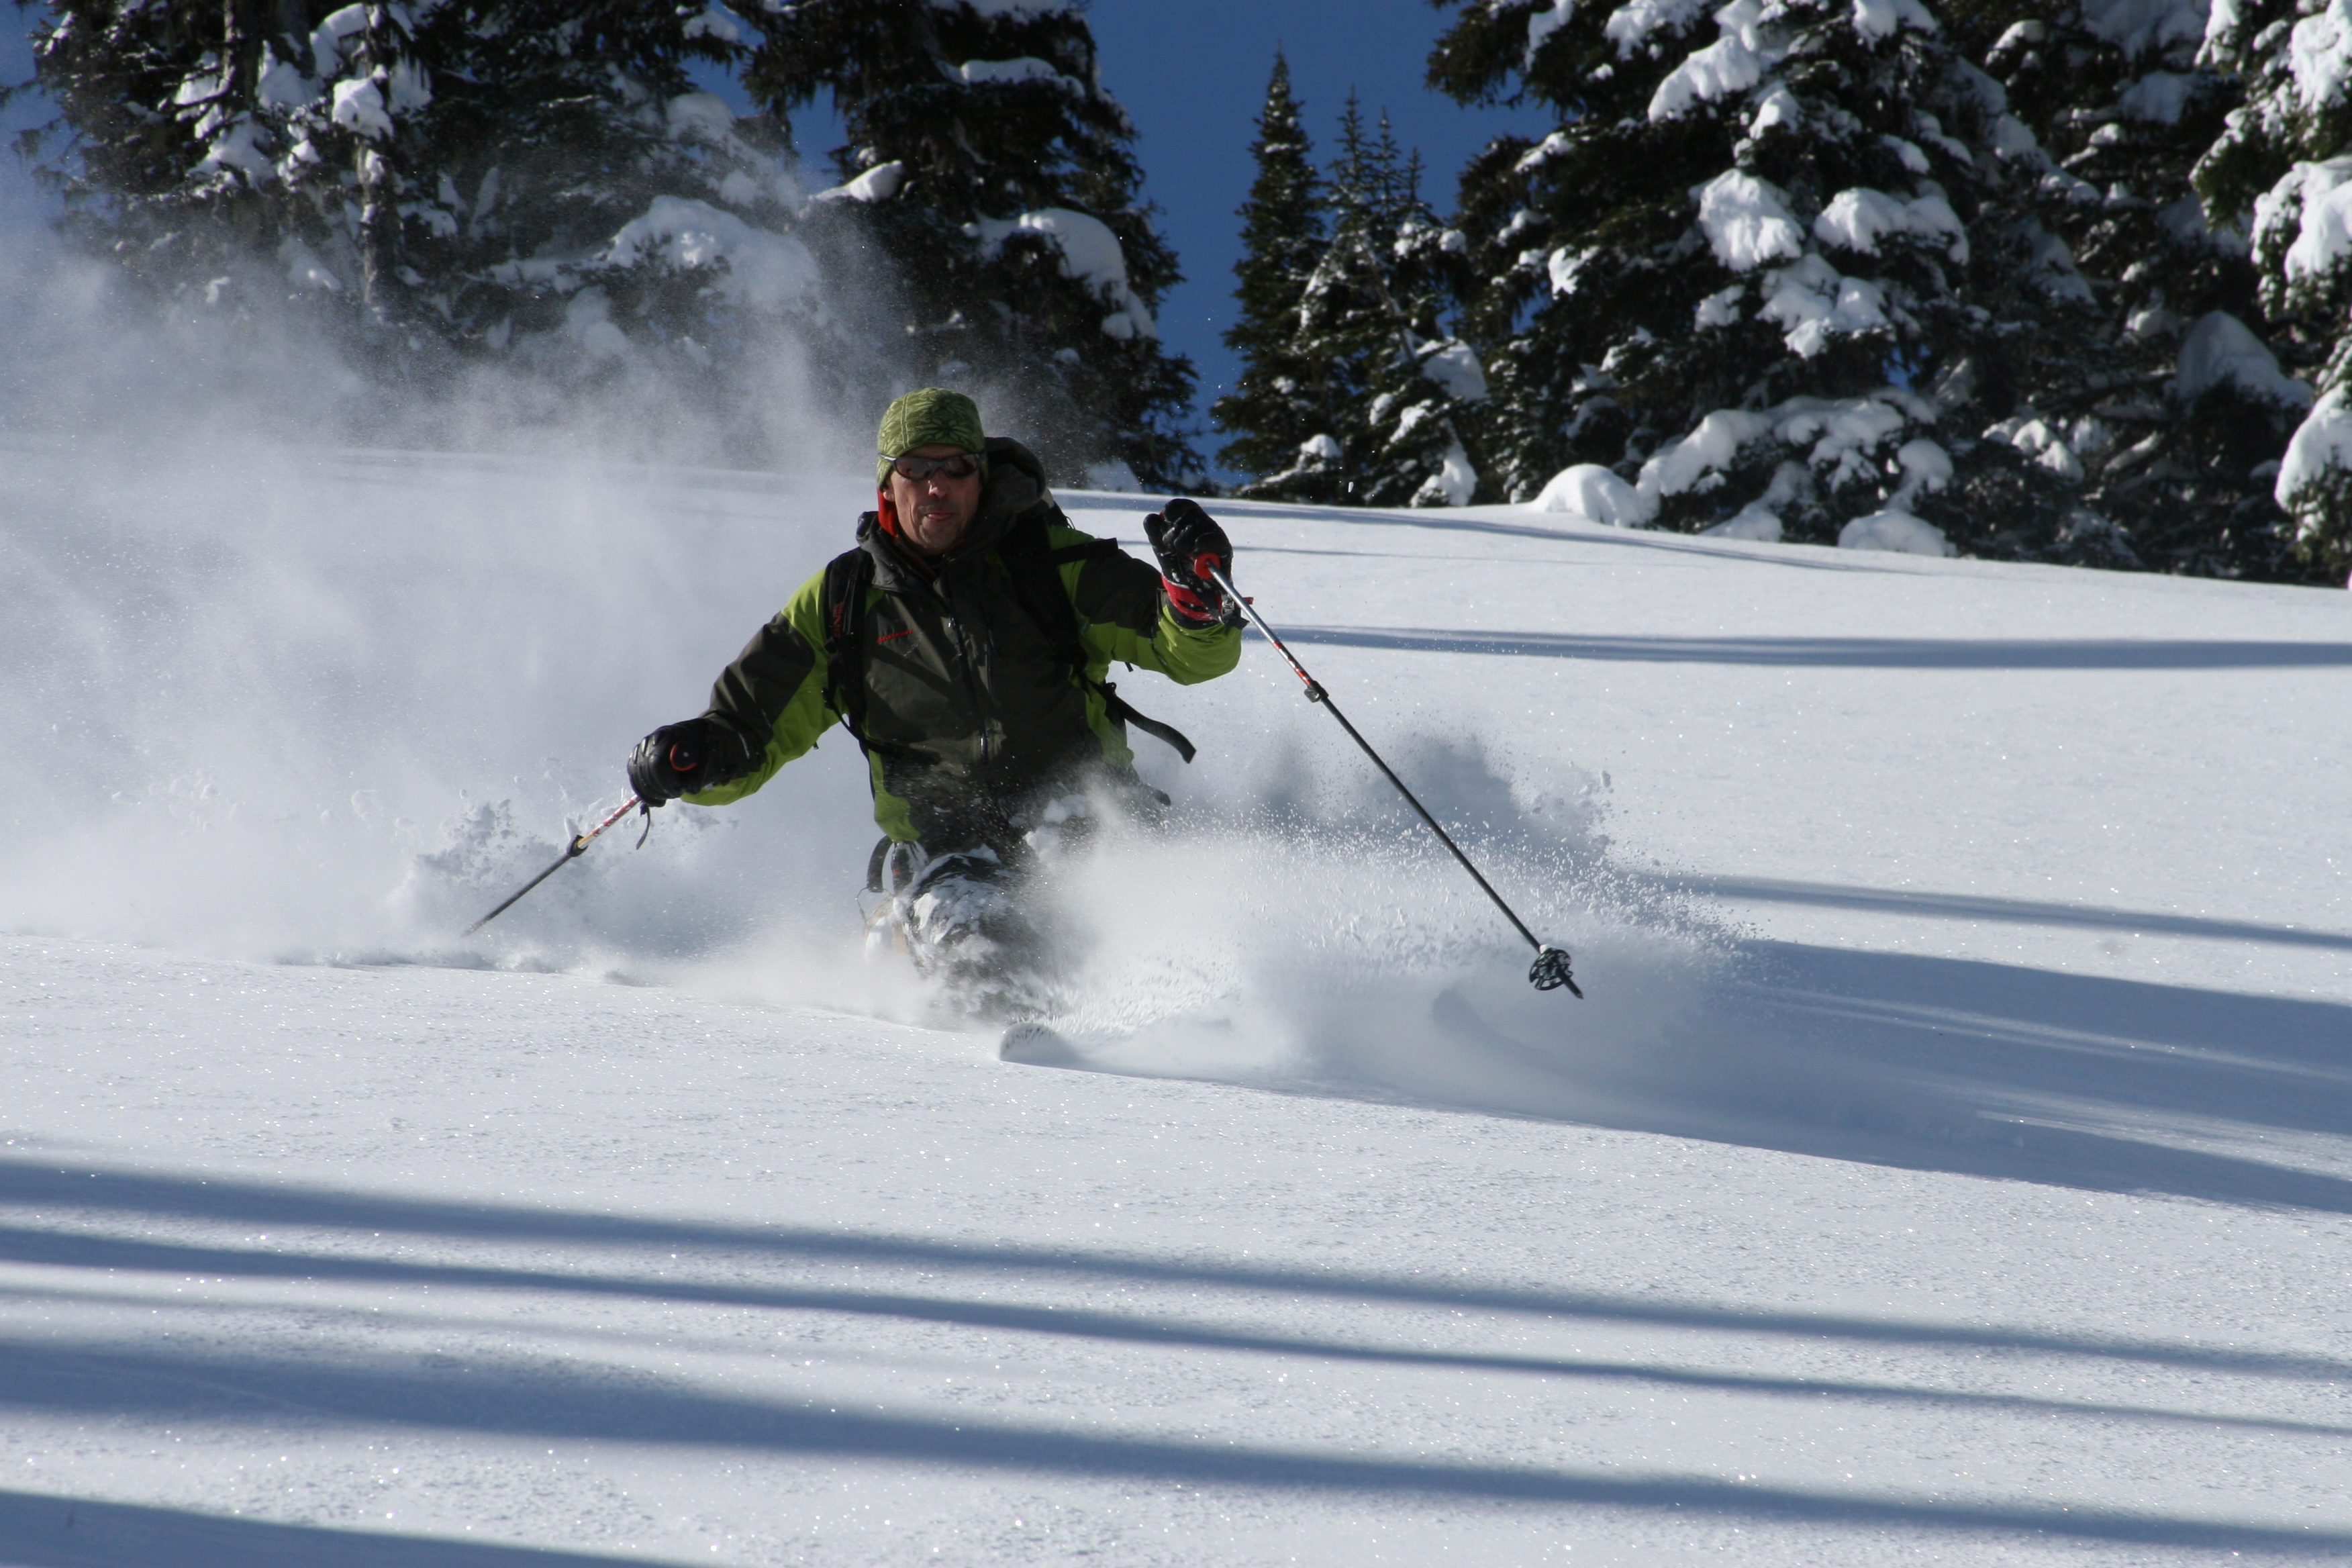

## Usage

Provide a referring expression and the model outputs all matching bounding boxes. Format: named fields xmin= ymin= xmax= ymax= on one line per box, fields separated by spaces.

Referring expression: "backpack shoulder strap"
xmin=995 ymin=509 xmax=1091 ymax=671
xmin=995 ymin=508 xmax=1199 ymax=765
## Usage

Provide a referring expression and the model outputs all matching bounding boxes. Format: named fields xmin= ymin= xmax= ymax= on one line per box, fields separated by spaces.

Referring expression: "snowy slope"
xmin=3 ymin=434 xmax=2349 ymax=1567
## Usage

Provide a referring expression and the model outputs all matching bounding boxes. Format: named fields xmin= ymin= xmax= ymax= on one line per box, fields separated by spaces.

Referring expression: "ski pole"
xmin=464 ymin=795 xmax=644 ymax=936
xmin=1206 ymin=563 xmax=1581 ymax=997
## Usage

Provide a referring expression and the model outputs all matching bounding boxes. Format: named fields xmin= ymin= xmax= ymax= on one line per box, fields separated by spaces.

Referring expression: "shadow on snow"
xmin=1304 ymin=938 xmax=2352 ymax=1218
xmin=0 ymin=1487 xmax=686 ymax=1568
xmin=1677 ymin=875 xmax=2352 ymax=952
xmin=0 ymin=1338 xmax=2346 ymax=1557
xmin=1 ymin=1153 xmax=2347 ymax=1389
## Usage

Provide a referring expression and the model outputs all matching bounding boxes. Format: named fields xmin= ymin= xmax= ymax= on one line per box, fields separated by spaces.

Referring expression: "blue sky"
xmin=0 ymin=4 xmax=1548 ymax=467
xmin=1085 ymin=1 xmax=1548 ymax=460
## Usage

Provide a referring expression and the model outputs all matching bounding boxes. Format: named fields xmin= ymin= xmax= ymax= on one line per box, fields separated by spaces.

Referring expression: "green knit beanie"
xmin=876 ymin=388 xmax=986 ymax=485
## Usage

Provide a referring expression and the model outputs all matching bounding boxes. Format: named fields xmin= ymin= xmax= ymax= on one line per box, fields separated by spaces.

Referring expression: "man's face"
xmin=886 ymin=445 xmax=983 ymax=557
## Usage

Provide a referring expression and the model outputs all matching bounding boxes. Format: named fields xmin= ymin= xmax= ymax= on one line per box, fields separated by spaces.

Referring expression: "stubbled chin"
xmin=907 ymin=516 xmax=963 ymax=552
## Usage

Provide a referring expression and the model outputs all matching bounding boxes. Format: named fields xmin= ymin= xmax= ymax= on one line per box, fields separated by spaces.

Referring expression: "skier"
xmin=625 ymin=388 xmax=1243 ymax=1009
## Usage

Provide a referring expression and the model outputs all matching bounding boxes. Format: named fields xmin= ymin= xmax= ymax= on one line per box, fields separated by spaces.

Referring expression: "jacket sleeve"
xmin=1055 ymin=525 xmax=1242 ymax=685
xmin=683 ymin=568 xmax=840 ymax=805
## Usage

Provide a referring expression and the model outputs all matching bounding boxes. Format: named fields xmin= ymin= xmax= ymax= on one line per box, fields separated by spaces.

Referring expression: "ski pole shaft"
xmin=1209 ymin=566 xmax=1580 ymax=997
xmin=464 ymin=795 xmax=642 ymax=936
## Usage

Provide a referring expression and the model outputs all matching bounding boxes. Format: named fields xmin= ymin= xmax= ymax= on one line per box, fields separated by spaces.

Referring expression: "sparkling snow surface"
xmin=3 ymin=437 xmax=2350 ymax=1566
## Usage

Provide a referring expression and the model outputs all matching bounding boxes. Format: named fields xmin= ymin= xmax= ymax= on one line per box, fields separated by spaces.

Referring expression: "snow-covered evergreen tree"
xmin=743 ymin=0 xmax=1199 ymax=490
xmin=1346 ymin=106 xmax=1491 ymax=507
xmin=1210 ymin=52 xmax=1344 ymax=502
xmin=15 ymin=1 xmax=820 ymax=402
xmin=1432 ymin=0 xmax=2100 ymax=555
xmin=2197 ymin=0 xmax=2352 ymax=575
xmin=1271 ymin=96 xmax=1487 ymax=507
xmin=1967 ymin=1 xmax=2320 ymax=579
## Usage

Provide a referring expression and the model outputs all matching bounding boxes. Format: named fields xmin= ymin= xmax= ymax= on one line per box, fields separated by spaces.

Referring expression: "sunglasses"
xmin=889 ymin=452 xmax=981 ymax=482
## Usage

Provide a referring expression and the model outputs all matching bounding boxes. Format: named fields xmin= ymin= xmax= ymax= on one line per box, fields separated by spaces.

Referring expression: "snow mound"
xmin=1702 ymin=504 xmax=1783 ymax=541
xmin=1528 ymin=464 xmax=1655 ymax=527
xmin=1839 ymin=508 xmax=1955 ymax=555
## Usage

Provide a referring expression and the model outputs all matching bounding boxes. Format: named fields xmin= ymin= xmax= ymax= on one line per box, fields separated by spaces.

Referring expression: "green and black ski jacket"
xmin=683 ymin=438 xmax=1242 ymax=846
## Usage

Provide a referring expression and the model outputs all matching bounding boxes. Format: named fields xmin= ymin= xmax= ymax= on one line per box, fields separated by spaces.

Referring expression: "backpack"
xmin=820 ymin=508 xmax=1197 ymax=767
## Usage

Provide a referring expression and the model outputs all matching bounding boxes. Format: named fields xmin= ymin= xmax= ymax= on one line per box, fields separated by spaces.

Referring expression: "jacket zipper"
xmin=944 ymin=572 xmax=994 ymax=765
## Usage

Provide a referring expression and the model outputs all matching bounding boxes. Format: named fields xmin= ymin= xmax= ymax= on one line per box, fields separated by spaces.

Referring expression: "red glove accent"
xmin=1162 ymin=575 xmax=1222 ymax=624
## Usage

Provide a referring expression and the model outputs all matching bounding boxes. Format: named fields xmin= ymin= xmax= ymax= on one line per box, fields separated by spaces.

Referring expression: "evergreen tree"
xmin=1281 ymin=95 xmax=1489 ymax=506
xmin=1345 ymin=107 xmax=1489 ymax=506
xmin=1210 ymin=52 xmax=1342 ymax=502
xmin=1429 ymin=0 xmax=2089 ymax=554
xmin=1964 ymin=1 xmax=2316 ymax=579
xmin=742 ymin=0 xmax=1200 ymax=490
xmin=2197 ymin=0 xmax=2352 ymax=576
xmin=11 ymin=1 xmax=820 ymax=411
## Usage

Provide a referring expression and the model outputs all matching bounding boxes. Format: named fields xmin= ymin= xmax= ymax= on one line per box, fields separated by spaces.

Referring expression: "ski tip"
xmin=999 ymin=1022 xmax=1087 ymax=1067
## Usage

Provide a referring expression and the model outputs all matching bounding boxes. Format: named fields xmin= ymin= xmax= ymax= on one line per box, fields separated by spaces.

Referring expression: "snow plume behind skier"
xmin=2 ymin=415 xmax=1717 ymax=1118
xmin=626 ymin=388 xmax=1244 ymax=1016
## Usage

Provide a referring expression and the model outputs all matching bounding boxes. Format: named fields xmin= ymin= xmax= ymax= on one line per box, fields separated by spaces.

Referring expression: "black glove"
xmin=1143 ymin=497 xmax=1235 ymax=626
xmin=627 ymin=717 xmax=754 ymax=806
